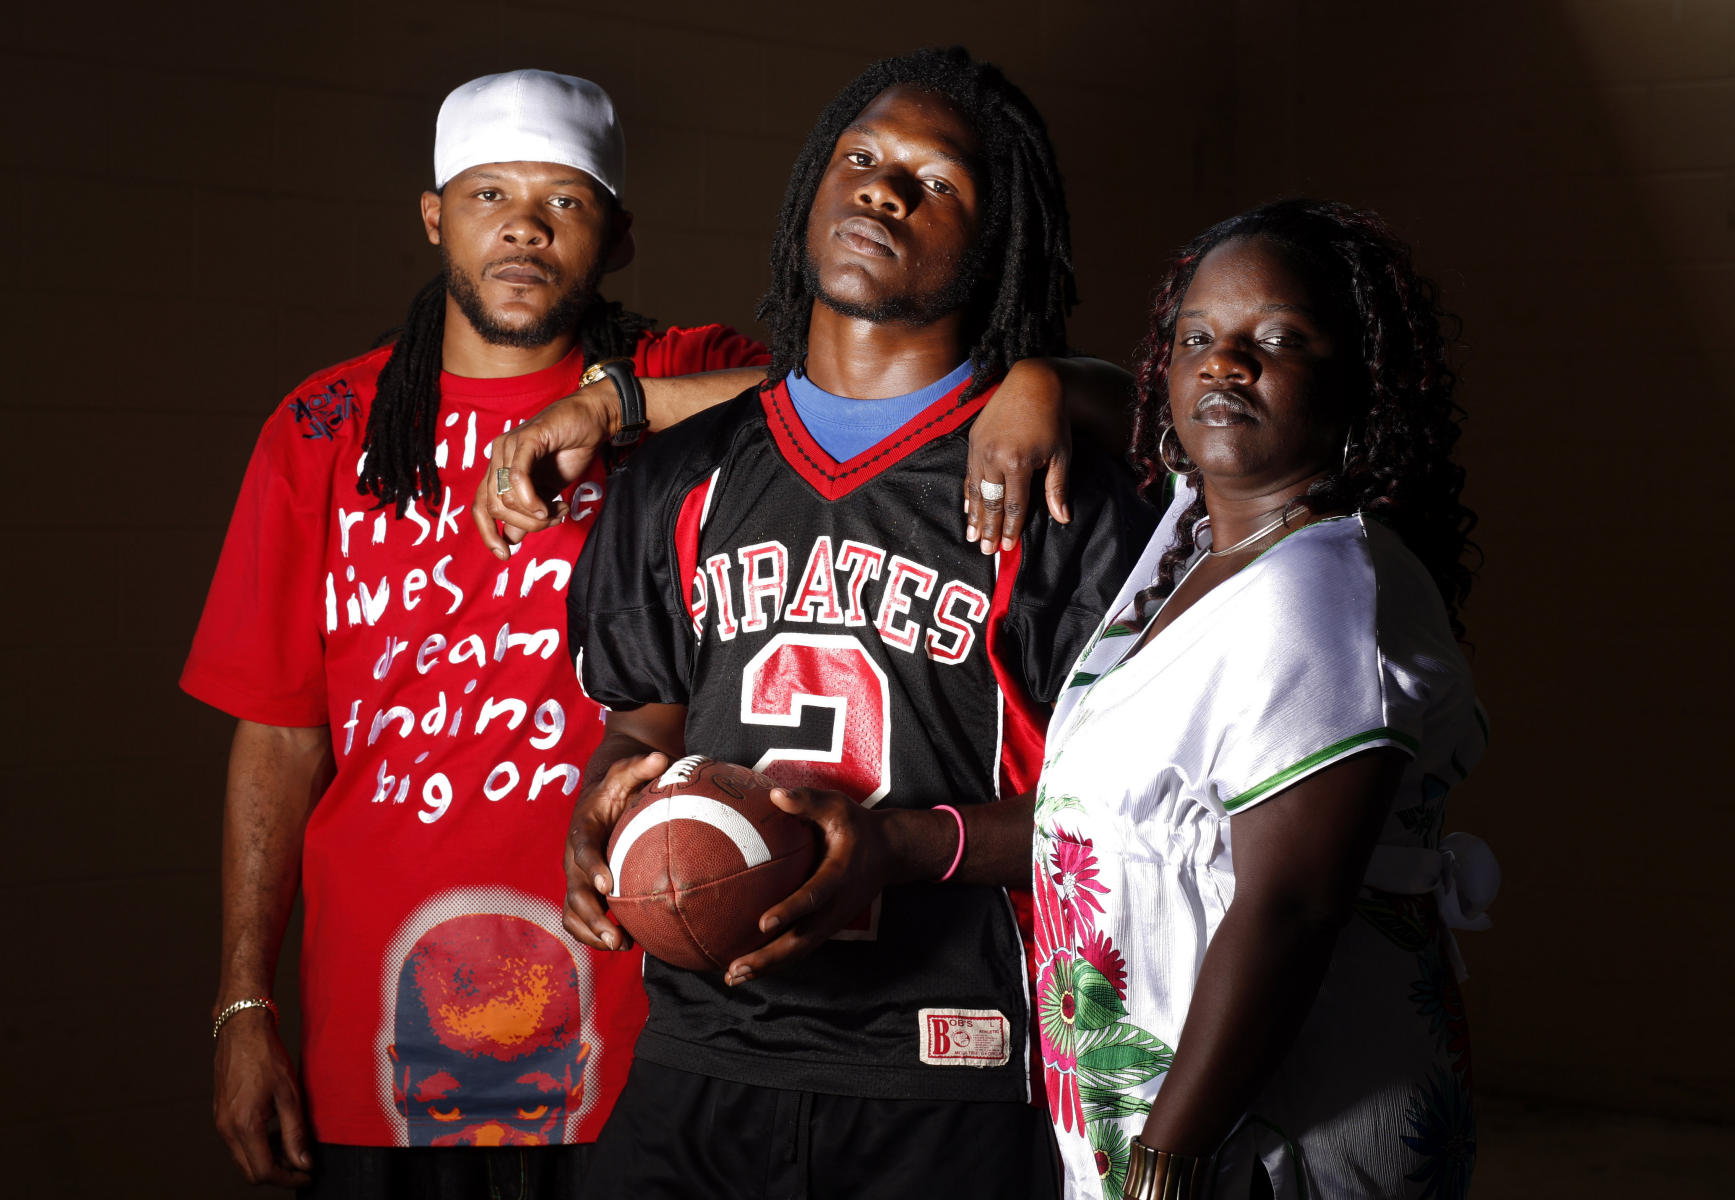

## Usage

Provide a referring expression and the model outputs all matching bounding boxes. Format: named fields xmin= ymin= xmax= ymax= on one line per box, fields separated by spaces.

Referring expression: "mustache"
xmin=485 ymin=254 xmax=563 ymax=283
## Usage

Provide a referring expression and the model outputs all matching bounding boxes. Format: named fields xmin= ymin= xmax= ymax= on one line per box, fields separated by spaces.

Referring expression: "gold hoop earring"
xmin=1159 ymin=424 xmax=1194 ymax=475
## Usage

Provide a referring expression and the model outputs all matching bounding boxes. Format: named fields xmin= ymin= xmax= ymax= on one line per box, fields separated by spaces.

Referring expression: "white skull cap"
xmin=434 ymin=69 xmax=624 ymax=197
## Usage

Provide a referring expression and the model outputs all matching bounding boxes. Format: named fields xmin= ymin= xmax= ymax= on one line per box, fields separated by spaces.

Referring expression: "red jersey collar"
xmin=760 ymin=372 xmax=999 ymax=501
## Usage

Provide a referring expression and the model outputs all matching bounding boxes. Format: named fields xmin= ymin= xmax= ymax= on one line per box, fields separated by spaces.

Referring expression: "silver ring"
xmin=978 ymin=480 xmax=1006 ymax=503
xmin=495 ymin=467 xmax=512 ymax=495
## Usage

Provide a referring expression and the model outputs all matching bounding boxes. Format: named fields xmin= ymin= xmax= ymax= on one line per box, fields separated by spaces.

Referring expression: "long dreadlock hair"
xmin=1129 ymin=198 xmax=1479 ymax=637
xmin=358 ymin=224 xmax=653 ymax=515
xmin=756 ymin=46 xmax=1076 ymax=399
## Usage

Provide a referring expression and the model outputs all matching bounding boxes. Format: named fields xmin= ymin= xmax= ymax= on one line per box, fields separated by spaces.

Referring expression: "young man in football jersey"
xmin=558 ymin=49 xmax=1156 ymax=1198
xmin=187 ymin=67 xmax=1127 ymax=1199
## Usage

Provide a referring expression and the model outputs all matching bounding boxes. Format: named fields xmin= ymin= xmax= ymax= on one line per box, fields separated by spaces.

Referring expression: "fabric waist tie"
xmin=1362 ymin=832 xmax=1500 ymax=980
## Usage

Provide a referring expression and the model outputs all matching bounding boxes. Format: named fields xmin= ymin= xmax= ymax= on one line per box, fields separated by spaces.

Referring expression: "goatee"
xmin=443 ymin=250 xmax=597 ymax=348
xmin=800 ymin=247 xmax=982 ymax=326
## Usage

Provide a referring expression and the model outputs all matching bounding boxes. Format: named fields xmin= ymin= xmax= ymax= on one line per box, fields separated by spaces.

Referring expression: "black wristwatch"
xmin=581 ymin=357 xmax=648 ymax=446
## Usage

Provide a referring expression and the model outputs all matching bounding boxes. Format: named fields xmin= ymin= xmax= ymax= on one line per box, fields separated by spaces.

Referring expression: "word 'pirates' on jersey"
xmin=687 ymin=527 xmax=989 ymax=667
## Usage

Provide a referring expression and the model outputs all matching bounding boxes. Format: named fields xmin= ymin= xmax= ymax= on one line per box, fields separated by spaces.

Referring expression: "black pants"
xmin=581 ymin=1059 xmax=1061 ymax=1200
xmin=299 ymin=1143 xmax=593 ymax=1200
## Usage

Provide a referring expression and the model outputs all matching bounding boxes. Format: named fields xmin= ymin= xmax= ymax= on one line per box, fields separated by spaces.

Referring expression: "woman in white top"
xmin=1034 ymin=200 xmax=1493 ymax=1200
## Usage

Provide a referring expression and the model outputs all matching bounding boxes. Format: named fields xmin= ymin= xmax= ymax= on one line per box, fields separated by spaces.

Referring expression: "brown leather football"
xmin=605 ymin=755 xmax=819 ymax=971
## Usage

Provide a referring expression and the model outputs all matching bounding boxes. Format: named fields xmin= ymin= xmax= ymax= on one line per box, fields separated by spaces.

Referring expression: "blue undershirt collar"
xmin=785 ymin=359 xmax=973 ymax=462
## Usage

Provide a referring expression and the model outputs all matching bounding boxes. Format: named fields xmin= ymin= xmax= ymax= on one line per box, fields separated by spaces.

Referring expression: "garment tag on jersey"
xmin=918 ymin=1008 xmax=1010 ymax=1067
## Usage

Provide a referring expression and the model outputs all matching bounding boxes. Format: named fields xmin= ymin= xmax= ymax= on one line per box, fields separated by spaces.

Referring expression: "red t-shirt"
xmin=182 ymin=325 xmax=768 ymax=1147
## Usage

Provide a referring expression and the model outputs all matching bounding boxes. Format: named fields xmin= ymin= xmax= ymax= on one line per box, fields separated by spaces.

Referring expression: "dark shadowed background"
xmin=1 ymin=2 xmax=1729 ymax=1196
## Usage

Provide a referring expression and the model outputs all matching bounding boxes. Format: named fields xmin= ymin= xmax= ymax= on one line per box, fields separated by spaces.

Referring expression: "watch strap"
xmin=587 ymin=357 xmax=647 ymax=447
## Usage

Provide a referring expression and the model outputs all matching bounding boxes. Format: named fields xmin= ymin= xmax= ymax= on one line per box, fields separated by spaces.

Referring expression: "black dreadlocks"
xmin=358 ymin=255 xmax=653 ymax=516
xmin=757 ymin=46 xmax=1076 ymax=400
xmin=1129 ymin=199 xmax=1479 ymax=637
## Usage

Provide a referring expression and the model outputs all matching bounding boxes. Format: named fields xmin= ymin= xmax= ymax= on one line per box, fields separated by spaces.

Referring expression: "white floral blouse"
xmin=1034 ymin=512 xmax=1490 ymax=1200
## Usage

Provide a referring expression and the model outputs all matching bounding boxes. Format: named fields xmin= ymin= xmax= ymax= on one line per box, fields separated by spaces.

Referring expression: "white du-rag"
xmin=434 ymin=69 xmax=624 ymax=197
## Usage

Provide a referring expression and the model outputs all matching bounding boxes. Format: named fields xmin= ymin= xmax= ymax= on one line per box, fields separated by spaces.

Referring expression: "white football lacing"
xmin=657 ymin=755 xmax=705 ymax=788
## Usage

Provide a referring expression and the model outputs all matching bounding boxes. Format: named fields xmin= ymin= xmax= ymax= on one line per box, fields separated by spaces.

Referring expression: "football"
xmin=605 ymin=755 xmax=820 ymax=971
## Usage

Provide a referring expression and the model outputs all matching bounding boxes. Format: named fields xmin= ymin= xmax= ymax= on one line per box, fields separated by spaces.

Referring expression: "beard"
xmin=442 ymin=248 xmax=599 ymax=348
xmin=801 ymin=242 xmax=985 ymax=326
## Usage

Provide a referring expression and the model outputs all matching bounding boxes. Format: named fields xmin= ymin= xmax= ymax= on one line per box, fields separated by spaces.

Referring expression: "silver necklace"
xmin=1198 ymin=511 xmax=1292 ymax=558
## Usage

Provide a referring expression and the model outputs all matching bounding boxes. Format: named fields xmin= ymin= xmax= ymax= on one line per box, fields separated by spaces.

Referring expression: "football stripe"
xmin=609 ymin=794 xmax=774 ymax=897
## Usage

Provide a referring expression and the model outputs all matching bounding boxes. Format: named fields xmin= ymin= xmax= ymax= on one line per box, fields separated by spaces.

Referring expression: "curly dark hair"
xmin=756 ymin=46 xmax=1076 ymax=399
xmin=1129 ymin=198 xmax=1478 ymax=636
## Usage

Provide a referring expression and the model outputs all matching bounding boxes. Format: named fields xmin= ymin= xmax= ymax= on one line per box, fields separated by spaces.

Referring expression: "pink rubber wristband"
xmin=935 ymin=805 xmax=966 ymax=882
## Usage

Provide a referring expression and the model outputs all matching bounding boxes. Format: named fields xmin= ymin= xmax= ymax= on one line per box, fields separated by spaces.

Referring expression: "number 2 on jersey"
xmin=740 ymin=633 xmax=891 ymax=807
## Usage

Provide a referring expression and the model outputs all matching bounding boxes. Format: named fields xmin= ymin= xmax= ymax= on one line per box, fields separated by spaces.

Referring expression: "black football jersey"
xmin=570 ymin=375 xmax=1155 ymax=1101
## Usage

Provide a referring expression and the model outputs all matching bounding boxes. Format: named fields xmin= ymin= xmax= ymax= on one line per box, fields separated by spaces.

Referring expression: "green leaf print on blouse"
xmin=1355 ymin=892 xmax=1434 ymax=953
xmin=1088 ymin=1118 xmax=1133 ymax=1198
xmin=1081 ymin=1086 xmax=1155 ymax=1123
xmin=1035 ymin=832 xmax=1177 ymax=1200
xmin=1072 ymin=959 xmax=1128 ymax=1029
xmin=1035 ymin=785 xmax=1085 ymax=827
xmin=1076 ymin=1020 xmax=1175 ymax=1090
xmin=1034 ymin=957 xmax=1131 ymax=1095
xmin=1078 ymin=1023 xmax=1175 ymax=1200
xmin=1073 ymin=1012 xmax=1173 ymax=1130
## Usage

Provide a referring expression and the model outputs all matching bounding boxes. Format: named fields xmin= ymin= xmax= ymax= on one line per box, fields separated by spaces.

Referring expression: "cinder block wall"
xmin=0 ymin=1 xmax=1727 ymax=1194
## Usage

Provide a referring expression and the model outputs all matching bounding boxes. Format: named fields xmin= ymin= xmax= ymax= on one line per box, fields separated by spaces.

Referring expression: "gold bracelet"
xmin=212 ymin=996 xmax=279 ymax=1040
xmin=1122 ymin=1139 xmax=1209 ymax=1200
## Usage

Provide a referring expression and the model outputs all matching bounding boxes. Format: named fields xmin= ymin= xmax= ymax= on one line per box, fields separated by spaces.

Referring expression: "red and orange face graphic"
xmin=388 ymin=913 xmax=591 ymax=1146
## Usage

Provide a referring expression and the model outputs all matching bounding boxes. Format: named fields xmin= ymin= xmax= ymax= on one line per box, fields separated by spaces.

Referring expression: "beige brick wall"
xmin=1 ymin=0 xmax=1727 ymax=1192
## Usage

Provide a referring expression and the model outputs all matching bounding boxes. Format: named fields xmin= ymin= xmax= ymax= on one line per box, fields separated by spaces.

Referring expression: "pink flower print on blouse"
xmin=1080 ymin=926 xmax=1128 ymax=1001
xmin=1033 ymin=866 xmax=1085 ymax=1133
xmin=1049 ymin=830 xmax=1109 ymax=936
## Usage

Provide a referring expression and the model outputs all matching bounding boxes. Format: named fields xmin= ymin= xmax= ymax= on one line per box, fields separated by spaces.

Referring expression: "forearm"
xmin=641 ymin=369 xmax=767 ymax=431
xmin=1136 ymin=897 xmax=1342 ymax=1154
xmin=881 ymin=791 xmax=1035 ymax=890
xmin=516 ymin=368 xmax=767 ymax=468
xmin=215 ymin=721 xmax=332 ymax=1010
xmin=1135 ymin=749 xmax=1405 ymax=1153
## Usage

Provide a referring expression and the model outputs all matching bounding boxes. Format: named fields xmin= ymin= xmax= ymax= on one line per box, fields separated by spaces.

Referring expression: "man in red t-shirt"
xmin=183 ymin=70 xmax=771 ymax=1196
